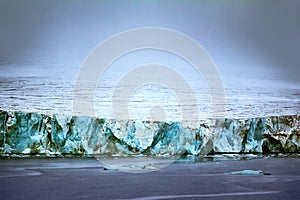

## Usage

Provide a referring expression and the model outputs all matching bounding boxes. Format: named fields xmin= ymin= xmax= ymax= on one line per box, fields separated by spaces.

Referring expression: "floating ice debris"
xmin=225 ymin=170 xmax=264 ymax=175
xmin=103 ymin=164 xmax=157 ymax=172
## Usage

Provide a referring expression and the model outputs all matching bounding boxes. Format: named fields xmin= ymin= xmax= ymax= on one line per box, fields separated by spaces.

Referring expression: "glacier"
xmin=0 ymin=110 xmax=299 ymax=156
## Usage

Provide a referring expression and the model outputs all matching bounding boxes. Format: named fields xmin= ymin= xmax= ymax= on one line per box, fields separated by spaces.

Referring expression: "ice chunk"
xmin=225 ymin=170 xmax=264 ymax=175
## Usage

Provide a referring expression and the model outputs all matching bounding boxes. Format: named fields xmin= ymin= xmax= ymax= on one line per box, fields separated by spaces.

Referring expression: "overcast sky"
xmin=0 ymin=0 xmax=299 ymax=81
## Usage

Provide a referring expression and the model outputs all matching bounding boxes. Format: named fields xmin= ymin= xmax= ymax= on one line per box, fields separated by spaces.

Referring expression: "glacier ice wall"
xmin=0 ymin=110 xmax=299 ymax=156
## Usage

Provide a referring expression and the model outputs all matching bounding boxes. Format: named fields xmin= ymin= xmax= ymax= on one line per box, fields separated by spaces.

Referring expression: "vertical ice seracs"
xmin=0 ymin=110 xmax=299 ymax=156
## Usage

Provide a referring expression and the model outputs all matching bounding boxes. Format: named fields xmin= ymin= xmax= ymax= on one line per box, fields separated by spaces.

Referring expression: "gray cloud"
xmin=0 ymin=0 xmax=299 ymax=81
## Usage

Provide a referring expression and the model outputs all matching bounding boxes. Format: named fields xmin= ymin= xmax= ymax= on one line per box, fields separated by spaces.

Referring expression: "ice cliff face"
xmin=0 ymin=110 xmax=299 ymax=156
